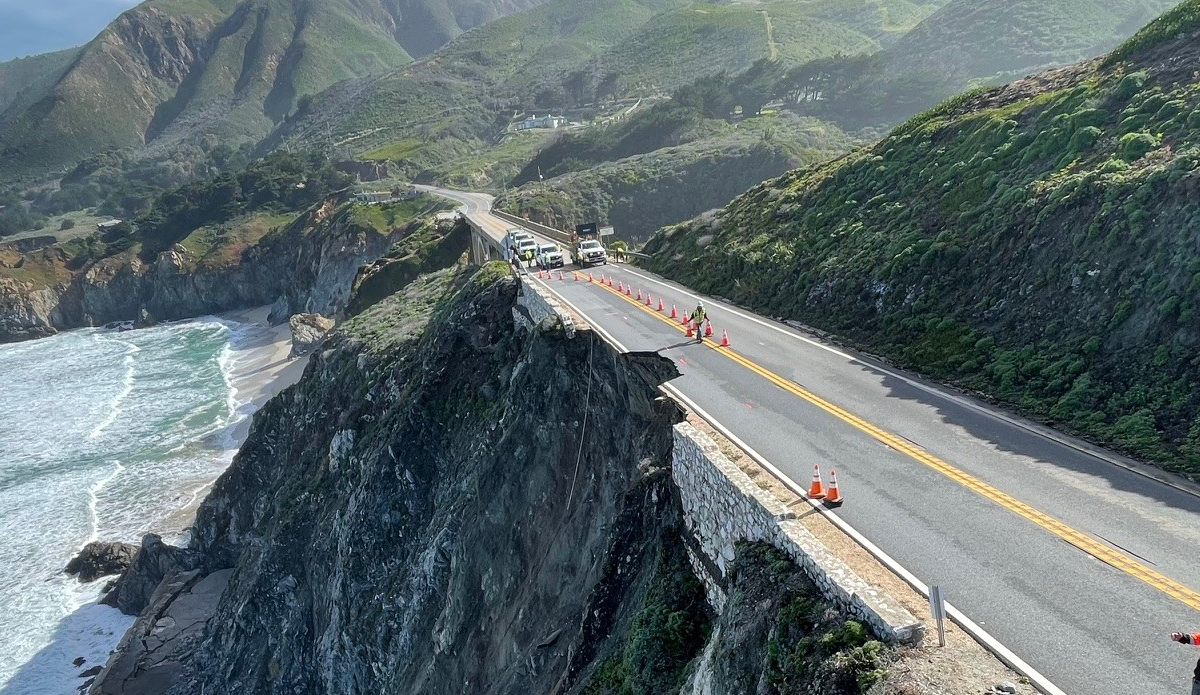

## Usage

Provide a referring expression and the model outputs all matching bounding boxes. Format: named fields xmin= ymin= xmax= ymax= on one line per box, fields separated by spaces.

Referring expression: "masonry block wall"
xmin=672 ymin=422 xmax=925 ymax=645
xmin=513 ymin=277 xmax=575 ymax=338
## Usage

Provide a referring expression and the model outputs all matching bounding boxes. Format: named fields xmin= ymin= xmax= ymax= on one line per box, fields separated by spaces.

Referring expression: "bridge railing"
xmin=489 ymin=209 xmax=573 ymax=245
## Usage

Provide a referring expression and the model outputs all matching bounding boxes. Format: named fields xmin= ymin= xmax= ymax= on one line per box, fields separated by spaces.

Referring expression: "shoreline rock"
xmin=63 ymin=541 xmax=138 ymax=583
xmin=100 ymin=534 xmax=197 ymax=616
xmin=288 ymin=312 xmax=335 ymax=356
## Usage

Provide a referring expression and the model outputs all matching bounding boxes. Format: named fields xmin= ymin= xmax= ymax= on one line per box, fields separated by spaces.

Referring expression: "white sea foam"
xmin=87 ymin=338 xmax=140 ymax=440
xmin=0 ymin=316 xmax=263 ymax=692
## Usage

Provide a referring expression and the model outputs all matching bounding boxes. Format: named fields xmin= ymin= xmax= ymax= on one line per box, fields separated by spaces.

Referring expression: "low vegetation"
xmin=646 ymin=6 xmax=1200 ymax=477
xmin=496 ymin=76 xmax=861 ymax=241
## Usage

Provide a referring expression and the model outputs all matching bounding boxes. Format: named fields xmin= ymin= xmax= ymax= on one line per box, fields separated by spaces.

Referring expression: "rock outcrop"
xmin=288 ymin=313 xmax=335 ymax=356
xmin=101 ymin=534 xmax=197 ymax=616
xmin=64 ymin=541 xmax=138 ymax=582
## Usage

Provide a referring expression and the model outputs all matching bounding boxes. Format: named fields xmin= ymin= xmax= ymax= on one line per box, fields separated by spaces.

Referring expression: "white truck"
xmin=513 ymin=238 xmax=539 ymax=264
xmin=535 ymin=243 xmax=565 ymax=270
xmin=572 ymin=238 xmax=607 ymax=267
xmin=504 ymin=229 xmax=536 ymax=262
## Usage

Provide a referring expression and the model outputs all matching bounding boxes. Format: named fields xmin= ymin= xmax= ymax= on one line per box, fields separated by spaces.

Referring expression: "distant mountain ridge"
xmin=0 ymin=0 xmax=546 ymax=181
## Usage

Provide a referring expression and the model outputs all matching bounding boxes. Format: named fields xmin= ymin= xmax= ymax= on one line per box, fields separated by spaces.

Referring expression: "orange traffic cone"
xmin=636 ymin=288 xmax=643 ymax=301
xmin=824 ymin=470 xmax=843 ymax=506
xmin=617 ymin=281 xmax=624 ymax=293
xmin=680 ymin=313 xmax=689 ymax=325
xmin=657 ymin=298 xmax=665 ymax=312
xmin=720 ymin=329 xmax=730 ymax=347
xmin=807 ymin=464 xmax=826 ymax=499
xmin=625 ymin=285 xmax=632 ymax=296
xmin=537 ymin=269 xmax=544 ymax=279
xmin=685 ymin=321 xmax=695 ymax=338
xmin=588 ymin=273 xmax=593 ymax=283
xmin=670 ymin=304 xmax=678 ymax=318
xmin=704 ymin=321 xmax=713 ymax=337
xmin=645 ymin=293 xmax=653 ymax=307
xmin=607 ymin=276 xmax=614 ymax=287
xmin=559 ymin=271 xmax=565 ymax=281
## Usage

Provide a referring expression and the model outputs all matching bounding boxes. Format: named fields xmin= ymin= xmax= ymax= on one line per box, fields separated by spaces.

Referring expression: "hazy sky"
xmin=0 ymin=0 xmax=140 ymax=62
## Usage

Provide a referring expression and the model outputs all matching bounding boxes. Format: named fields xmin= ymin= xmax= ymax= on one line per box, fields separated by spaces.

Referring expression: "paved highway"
xmin=424 ymin=186 xmax=1200 ymax=695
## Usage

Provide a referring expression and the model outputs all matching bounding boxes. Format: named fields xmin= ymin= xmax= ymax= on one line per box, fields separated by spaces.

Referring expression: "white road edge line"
xmin=614 ymin=264 xmax=1200 ymax=500
xmin=533 ymin=274 xmax=1069 ymax=695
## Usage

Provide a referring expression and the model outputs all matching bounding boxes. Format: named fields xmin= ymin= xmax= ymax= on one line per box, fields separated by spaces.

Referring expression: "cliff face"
xmin=0 ymin=206 xmax=459 ymax=342
xmin=179 ymin=265 xmax=695 ymax=694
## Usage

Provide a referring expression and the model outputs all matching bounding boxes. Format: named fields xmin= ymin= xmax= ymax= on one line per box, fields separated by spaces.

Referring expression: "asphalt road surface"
xmin=425 ymin=186 xmax=1200 ymax=695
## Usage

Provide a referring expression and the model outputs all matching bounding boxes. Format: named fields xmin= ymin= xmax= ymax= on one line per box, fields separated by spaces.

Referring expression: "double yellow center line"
xmin=577 ymin=271 xmax=1200 ymax=612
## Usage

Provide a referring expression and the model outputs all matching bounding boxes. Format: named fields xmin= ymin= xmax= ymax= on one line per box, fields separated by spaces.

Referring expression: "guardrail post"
xmin=929 ymin=585 xmax=947 ymax=647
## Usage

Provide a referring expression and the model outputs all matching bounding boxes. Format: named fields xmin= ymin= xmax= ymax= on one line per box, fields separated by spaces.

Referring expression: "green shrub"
xmin=1119 ymin=132 xmax=1159 ymax=160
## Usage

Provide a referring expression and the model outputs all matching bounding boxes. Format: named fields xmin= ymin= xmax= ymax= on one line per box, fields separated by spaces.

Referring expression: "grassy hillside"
xmin=0 ymin=0 xmax=546 ymax=181
xmin=0 ymin=48 xmax=80 ymax=122
xmin=274 ymin=0 xmax=897 ymax=170
xmin=771 ymin=0 xmax=1181 ymax=130
xmin=498 ymin=111 xmax=859 ymax=241
xmin=887 ymin=0 xmax=1177 ymax=83
xmin=645 ymin=0 xmax=1200 ymax=477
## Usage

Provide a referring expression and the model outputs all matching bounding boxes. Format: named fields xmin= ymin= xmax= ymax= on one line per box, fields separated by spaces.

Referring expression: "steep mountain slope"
xmin=271 ymin=0 xmax=892 ymax=165
xmin=645 ymin=0 xmax=1200 ymax=476
xmin=776 ymin=0 xmax=1181 ymax=129
xmin=0 ymin=48 xmax=79 ymax=121
xmin=885 ymin=0 xmax=1179 ymax=87
xmin=0 ymin=0 xmax=546 ymax=181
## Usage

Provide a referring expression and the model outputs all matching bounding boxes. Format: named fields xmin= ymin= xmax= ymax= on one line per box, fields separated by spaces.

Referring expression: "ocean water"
xmin=0 ymin=318 xmax=255 ymax=694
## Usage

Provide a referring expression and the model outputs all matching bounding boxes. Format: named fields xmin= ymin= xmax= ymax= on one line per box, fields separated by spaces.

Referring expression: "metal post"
xmin=929 ymin=585 xmax=947 ymax=647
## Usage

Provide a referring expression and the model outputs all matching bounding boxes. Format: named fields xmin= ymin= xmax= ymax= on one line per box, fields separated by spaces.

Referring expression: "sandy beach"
xmin=153 ymin=306 xmax=308 ymax=536
xmin=221 ymin=305 xmax=308 ymax=434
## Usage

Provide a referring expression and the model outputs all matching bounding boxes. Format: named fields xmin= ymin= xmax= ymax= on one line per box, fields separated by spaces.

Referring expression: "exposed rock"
xmin=266 ymin=294 xmax=289 ymax=325
xmin=288 ymin=313 xmax=335 ymax=356
xmin=64 ymin=541 xmax=139 ymax=582
xmin=135 ymin=307 xmax=156 ymax=328
xmin=100 ymin=534 xmax=196 ymax=616
xmin=88 ymin=569 xmax=231 ymax=695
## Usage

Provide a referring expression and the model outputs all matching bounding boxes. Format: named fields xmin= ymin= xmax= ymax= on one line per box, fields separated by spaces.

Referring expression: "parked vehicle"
xmin=536 ymin=243 xmax=565 ymax=269
xmin=504 ymin=229 xmax=535 ymax=260
xmin=572 ymin=238 xmax=607 ymax=267
xmin=515 ymin=238 xmax=539 ymax=263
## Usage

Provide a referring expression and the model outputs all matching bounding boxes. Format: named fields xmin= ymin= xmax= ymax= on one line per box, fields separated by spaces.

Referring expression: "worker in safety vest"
xmin=1171 ymin=632 xmax=1200 ymax=694
xmin=689 ymin=301 xmax=709 ymax=338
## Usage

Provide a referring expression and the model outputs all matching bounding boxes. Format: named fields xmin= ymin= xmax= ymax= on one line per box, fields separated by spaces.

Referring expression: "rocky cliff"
xmin=0 ymin=202 xmax=461 ymax=342
xmin=87 ymin=259 xmax=906 ymax=695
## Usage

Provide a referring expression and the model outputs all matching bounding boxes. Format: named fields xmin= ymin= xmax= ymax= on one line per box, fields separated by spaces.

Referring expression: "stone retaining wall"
xmin=672 ymin=422 xmax=925 ymax=644
xmin=513 ymin=276 xmax=576 ymax=338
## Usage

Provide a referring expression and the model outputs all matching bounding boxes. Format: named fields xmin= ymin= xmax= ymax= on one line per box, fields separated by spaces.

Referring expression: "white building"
xmin=516 ymin=115 xmax=566 ymax=131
